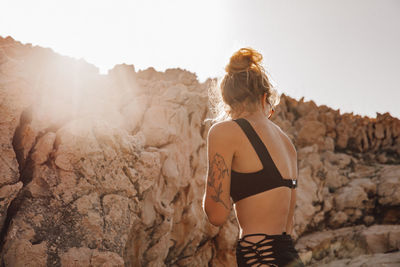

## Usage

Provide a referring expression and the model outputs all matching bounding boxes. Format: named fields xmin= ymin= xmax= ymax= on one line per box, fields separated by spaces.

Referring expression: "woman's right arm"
xmin=202 ymin=122 xmax=236 ymax=226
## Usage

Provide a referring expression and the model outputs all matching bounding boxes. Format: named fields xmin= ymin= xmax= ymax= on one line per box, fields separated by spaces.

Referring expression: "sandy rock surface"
xmin=0 ymin=36 xmax=399 ymax=266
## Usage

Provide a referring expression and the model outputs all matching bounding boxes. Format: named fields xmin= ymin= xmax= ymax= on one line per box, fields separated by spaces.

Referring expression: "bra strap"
xmin=233 ymin=118 xmax=280 ymax=176
xmin=233 ymin=118 xmax=298 ymax=189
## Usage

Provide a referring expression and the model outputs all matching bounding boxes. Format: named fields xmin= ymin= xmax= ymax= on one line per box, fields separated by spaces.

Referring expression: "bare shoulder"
xmin=208 ymin=120 xmax=239 ymax=139
xmin=269 ymin=121 xmax=297 ymax=155
xmin=269 ymin=121 xmax=289 ymax=139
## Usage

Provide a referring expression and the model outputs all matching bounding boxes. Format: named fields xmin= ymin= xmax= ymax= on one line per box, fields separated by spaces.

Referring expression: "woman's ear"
xmin=261 ymin=93 xmax=267 ymax=108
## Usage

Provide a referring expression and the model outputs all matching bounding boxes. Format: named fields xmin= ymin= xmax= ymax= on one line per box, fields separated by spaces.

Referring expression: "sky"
xmin=1 ymin=0 xmax=399 ymax=118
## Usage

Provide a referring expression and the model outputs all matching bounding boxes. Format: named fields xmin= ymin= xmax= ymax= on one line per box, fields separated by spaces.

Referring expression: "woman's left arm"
xmin=203 ymin=122 xmax=235 ymax=226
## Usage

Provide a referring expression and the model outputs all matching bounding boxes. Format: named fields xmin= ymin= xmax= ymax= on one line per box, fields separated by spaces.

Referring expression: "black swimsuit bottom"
xmin=236 ymin=233 xmax=305 ymax=267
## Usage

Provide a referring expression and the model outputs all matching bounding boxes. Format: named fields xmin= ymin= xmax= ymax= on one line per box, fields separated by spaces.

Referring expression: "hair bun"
xmin=225 ymin=47 xmax=263 ymax=74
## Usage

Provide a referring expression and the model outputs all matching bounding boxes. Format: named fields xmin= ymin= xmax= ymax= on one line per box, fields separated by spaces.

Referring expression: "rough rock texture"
xmin=296 ymin=224 xmax=400 ymax=265
xmin=0 ymin=35 xmax=399 ymax=266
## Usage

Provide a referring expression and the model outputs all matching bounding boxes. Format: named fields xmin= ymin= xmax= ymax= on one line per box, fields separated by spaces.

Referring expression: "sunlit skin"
xmin=203 ymin=93 xmax=298 ymax=245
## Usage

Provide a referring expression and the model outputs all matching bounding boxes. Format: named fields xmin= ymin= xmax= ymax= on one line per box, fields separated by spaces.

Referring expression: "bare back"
xmin=231 ymin=118 xmax=298 ymax=238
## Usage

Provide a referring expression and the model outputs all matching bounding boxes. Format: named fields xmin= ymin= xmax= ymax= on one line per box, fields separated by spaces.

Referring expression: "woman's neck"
xmin=232 ymin=109 xmax=268 ymax=122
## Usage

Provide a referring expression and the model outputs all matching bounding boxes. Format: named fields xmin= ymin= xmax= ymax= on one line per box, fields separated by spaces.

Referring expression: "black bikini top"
xmin=230 ymin=118 xmax=298 ymax=203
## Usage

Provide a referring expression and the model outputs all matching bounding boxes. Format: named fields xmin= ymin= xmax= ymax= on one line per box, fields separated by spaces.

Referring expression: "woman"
xmin=203 ymin=48 xmax=304 ymax=267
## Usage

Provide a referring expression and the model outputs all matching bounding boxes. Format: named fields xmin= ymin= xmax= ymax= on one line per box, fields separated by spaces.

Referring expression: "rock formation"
xmin=0 ymin=36 xmax=399 ymax=266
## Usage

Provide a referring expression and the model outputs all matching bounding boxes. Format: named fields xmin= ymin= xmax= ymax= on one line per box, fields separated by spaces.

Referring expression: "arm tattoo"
xmin=207 ymin=153 xmax=230 ymax=210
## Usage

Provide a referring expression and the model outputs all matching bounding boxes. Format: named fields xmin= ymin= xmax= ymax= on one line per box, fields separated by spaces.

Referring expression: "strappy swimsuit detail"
xmin=230 ymin=118 xmax=298 ymax=203
xmin=236 ymin=233 xmax=304 ymax=267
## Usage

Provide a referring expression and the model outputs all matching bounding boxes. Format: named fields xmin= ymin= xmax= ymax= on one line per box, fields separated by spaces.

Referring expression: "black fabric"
xmin=236 ymin=233 xmax=305 ymax=267
xmin=230 ymin=118 xmax=297 ymax=203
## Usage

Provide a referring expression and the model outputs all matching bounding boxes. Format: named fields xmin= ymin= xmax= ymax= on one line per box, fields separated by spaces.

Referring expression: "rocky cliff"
xmin=0 ymin=36 xmax=399 ymax=266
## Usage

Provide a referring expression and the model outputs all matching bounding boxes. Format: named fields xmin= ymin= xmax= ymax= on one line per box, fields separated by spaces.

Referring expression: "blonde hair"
xmin=208 ymin=47 xmax=280 ymax=121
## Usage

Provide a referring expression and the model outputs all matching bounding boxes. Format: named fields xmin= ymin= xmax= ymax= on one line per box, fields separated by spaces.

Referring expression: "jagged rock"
xmin=296 ymin=120 xmax=326 ymax=148
xmin=0 ymin=182 xmax=23 ymax=230
xmin=59 ymin=247 xmax=124 ymax=267
xmin=377 ymin=165 xmax=400 ymax=205
xmin=329 ymin=211 xmax=348 ymax=228
xmin=141 ymin=106 xmax=179 ymax=147
xmin=335 ymin=184 xmax=368 ymax=210
xmin=361 ymin=225 xmax=400 ymax=253
xmin=311 ymin=251 xmax=400 ymax=267
xmin=294 ymin=166 xmax=319 ymax=236
xmin=321 ymin=151 xmax=353 ymax=168
xmin=3 ymin=239 xmax=48 ymax=267
xmin=31 ymin=132 xmax=56 ymax=164
xmin=0 ymin=35 xmax=399 ymax=267
xmin=296 ymin=225 xmax=400 ymax=265
xmin=325 ymin=165 xmax=348 ymax=189
xmin=120 ymin=95 xmax=149 ymax=133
